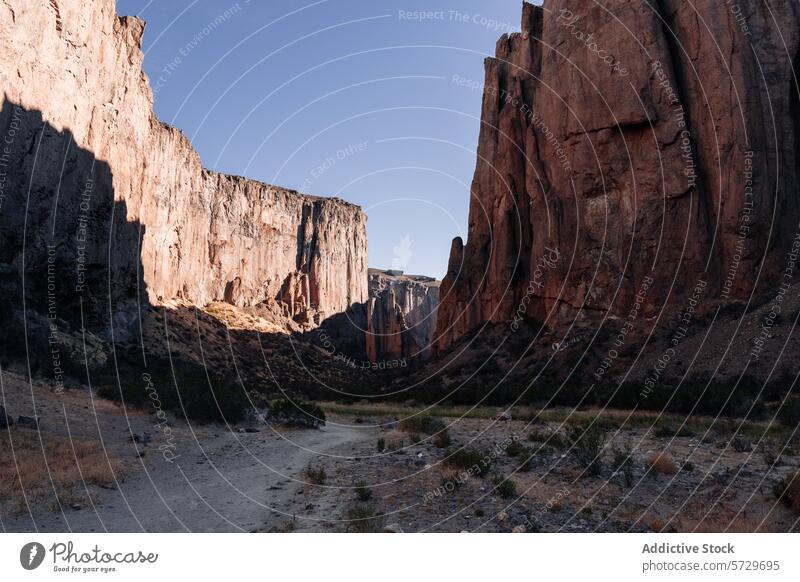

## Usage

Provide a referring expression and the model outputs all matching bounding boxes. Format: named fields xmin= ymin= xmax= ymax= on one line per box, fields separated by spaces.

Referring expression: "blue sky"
xmin=116 ymin=0 xmax=529 ymax=278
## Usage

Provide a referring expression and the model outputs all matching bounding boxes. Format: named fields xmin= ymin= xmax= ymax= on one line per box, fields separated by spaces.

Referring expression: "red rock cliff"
xmin=436 ymin=0 xmax=800 ymax=350
xmin=0 ymin=0 xmax=368 ymax=329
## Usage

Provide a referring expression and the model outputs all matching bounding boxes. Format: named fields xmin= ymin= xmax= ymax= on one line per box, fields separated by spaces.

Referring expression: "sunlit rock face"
xmin=0 ymin=0 xmax=368 ymax=334
xmin=436 ymin=0 xmax=800 ymax=351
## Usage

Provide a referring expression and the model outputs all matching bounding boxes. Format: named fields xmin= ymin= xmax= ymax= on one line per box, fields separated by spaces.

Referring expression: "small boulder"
xmin=496 ymin=409 xmax=512 ymax=422
xmin=383 ymin=523 xmax=404 ymax=533
xmin=511 ymin=525 xmax=526 ymax=533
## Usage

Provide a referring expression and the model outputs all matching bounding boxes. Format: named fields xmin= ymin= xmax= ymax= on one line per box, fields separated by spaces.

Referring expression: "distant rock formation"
xmin=315 ymin=269 xmax=440 ymax=365
xmin=0 ymin=0 xmax=367 ymax=336
xmin=436 ymin=0 xmax=800 ymax=351
xmin=365 ymin=269 xmax=439 ymax=362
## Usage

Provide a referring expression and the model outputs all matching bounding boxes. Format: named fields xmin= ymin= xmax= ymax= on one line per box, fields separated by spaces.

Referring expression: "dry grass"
xmin=646 ymin=451 xmax=678 ymax=475
xmin=0 ymin=428 xmax=124 ymax=515
xmin=321 ymin=402 xmax=788 ymax=437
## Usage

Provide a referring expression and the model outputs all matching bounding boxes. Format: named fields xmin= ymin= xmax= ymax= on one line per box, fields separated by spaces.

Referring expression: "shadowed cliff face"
xmin=0 ymin=0 xmax=368 ymax=329
xmin=436 ymin=0 xmax=800 ymax=351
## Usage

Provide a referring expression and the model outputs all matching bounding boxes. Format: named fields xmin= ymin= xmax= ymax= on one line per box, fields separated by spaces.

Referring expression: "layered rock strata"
xmin=437 ymin=0 xmax=800 ymax=350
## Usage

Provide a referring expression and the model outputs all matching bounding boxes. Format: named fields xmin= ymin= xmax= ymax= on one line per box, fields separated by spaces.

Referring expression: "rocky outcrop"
xmin=437 ymin=0 xmax=800 ymax=351
xmin=314 ymin=269 xmax=440 ymax=364
xmin=0 ymin=0 xmax=367 ymax=335
xmin=365 ymin=269 xmax=439 ymax=362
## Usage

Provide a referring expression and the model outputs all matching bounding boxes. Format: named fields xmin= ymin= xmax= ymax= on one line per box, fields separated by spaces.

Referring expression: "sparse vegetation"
xmin=376 ymin=437 xmax=386 ymax=452
xmin=303 ymin=464 xmax=327 ymax=485
xmin=505 ymin=438 xmax=526 ymax=457
xmin=398 ymin=415 xmax=445 ymax=435
xmin=0 ymin=428 xmax=124 ymax=515
xmin=731 ymin=436 xmax=752 ymax=453
xmin=773 ymin=471 xmax=800 ymax=514
xmin=565 ymin=424 xmax=607 ymax=475
xmin=443 ymin=447 xmax=490 ymax=476
xmin=492 ymin=476 xmax=517 ymax=499
xmin=611 ymin=444 xmax=635 ymax=487
xmin=433 ymin=430 xmax=451 ymax=449
xmin=344 ymin=504 xmax=386 ymax=533
xmin=267 ymin=398 xmax=326 ymax=429
xmin=354 ymin=480 xmax=372 ymax=502
xmin=645 ymin=451 xmax=677 ymax=475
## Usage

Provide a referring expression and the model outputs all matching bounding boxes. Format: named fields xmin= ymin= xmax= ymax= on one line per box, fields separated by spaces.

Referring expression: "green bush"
xmin=566 ymin=424 xmax=607 ymax=475
xmin=303 ymin=464 xmax=326 ymax=485
xmin=433 ymin=430 xmax=452 ymax=449
xmin=344 ymin=504 xmax=386 ymax=533
xmin=611 ymin=444 xmax=635 ymax=487
xmin=443 ymin=447 xmax=490 ymax=477
xmin=492 ymin=476 xmax=517 ymax=499
xmin=267 ymin=398 xmax=326 ymax=428
xmin=355 ymin=480 xmax=372 ymax=502
xmin=505 ymin=439 xmax=526 ymax=457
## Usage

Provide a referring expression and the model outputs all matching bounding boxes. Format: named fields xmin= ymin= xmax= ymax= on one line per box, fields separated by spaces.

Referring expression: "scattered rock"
xmin=383 ymin=523 xmax=404 ymax=533
xmin=511 ymin=525 xmax=526 ymax=533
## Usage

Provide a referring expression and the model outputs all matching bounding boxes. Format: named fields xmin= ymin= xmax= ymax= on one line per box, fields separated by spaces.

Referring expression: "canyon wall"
xmin=315 ymin=269 xmax=440 ymax=364
xmin=437 ymin=0 xmax=800 ymax=351
xmin=0 ymin=0 xmax=367 ymax=335
xmin=365 ymin=269 xmax=439 ymax=362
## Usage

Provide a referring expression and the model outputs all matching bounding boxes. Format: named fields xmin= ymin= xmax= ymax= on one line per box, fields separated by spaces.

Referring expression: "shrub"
xmin=474 ymin=508 xmax=485 ymax=517
xmin=398 ymin=415 xmax=445 ymax=435
xmin=773 ymin=471 xmax=800 ymax=514
xmin=505 ymin=439 xmax=526 ymax=457
xmin=681 ymin=461 xmax=695 ymax=473
xmin=344 ymin=504 xmax=386 ymax=533
xmin=303 ymin=464 xmax=326 ymax=485
xmin=267 ymin=398 xmax=326 ymax=429
xmin=409 ymin=433 xmax=422 ymax=444
xmin=565 ymin=424 xmax=607 ymax=475
xmin=645 ymin=451 xmax=677 ymax=475
xmin=731 ymin=436 xmax=751 ymax=453
xmin=433 ymin=430 xmax=452 ymax=449
xmin=528 ymin=428 xmax=567 ymax=449
xmin=354 ymin=480 xmax=372 ymax=502
xmin=440 ymin=473 xmax=463 ymax=493
xmin=492 ymin=476 xmax=517 ymax=499
xmin=443 ymin=447 xmax=490 ymax=477
xmin=611 ymin=445 xmax=635 ymax=487
xmin=376 ymin=437 xmax=386 ymax=452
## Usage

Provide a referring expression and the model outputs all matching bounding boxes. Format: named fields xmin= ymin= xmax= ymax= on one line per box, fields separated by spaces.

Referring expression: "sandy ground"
xmin=0 ymin=370 xmax=378 ymax=533
xmin=2 ymin=369 xmax=798 ymax=533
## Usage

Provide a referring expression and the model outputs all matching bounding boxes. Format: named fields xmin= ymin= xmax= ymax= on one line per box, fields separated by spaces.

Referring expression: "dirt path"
xmin=3 ymin=416 xmax=375 ymax=533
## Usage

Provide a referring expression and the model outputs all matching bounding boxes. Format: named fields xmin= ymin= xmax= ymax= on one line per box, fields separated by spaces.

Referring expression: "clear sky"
xmin=116 ymin=0 xmax=530 ymax=279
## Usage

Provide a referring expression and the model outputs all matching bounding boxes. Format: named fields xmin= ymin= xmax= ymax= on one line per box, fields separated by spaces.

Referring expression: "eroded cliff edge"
xmin=436 ymin=0 xmax=800 ymax=351
xmin=0 ymin=0 xmax=368 ymax=335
